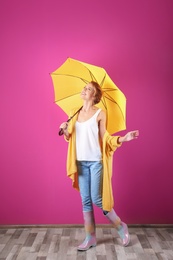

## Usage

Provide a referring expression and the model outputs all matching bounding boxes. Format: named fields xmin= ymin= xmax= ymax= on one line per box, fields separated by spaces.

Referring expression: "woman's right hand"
xmin=59 ymin=122 xmax=69 ymax=137
xmin=59 ymin=122 xmax=68 ymax=132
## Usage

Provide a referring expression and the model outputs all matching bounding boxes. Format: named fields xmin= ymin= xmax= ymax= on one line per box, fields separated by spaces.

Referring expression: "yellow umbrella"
xmin=50 ymin=57 xmax=126 ymax=135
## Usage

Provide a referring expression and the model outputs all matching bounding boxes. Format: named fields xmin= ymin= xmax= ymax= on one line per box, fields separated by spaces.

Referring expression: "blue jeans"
xmin=77 ymin=160 xmax=103 ymax=212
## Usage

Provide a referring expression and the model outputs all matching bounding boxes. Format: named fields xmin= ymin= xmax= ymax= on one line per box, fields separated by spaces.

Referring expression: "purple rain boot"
xmin=77 ymin=211 xmax=97 ymax=251
xmin=105 ymin=209 xmax=130 ymax=246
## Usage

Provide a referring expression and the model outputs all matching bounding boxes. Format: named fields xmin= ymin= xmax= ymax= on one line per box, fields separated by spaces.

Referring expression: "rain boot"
xmin=105 ymin=209 xmax=130 ymax=246
xmin=77 ymin=211 xmax=96 ymax=251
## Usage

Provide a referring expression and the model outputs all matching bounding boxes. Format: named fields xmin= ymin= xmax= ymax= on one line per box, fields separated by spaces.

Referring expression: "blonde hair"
xmin=90 ymin=81 xmax=103 ymax=104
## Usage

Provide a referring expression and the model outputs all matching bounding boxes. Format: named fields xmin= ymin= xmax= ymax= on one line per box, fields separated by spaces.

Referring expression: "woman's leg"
xmin=77 ymin=211 xmax=96 ymax=251
xmin=87 ymin=161 xmax=130 ymax=247
xmin=77 ymin=161 xmax=93 ymax=212
xmin=90 ymin=161 xmax=103 ymax=209
xmin=77 ymin=161 xmax=96 ymax=251
xmin=104 ymin=209 xmax=130 ymax=246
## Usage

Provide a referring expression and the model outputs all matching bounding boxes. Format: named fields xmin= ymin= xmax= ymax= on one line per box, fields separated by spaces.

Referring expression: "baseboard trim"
xmin=0 ymin=224 xmax=173 ymax=229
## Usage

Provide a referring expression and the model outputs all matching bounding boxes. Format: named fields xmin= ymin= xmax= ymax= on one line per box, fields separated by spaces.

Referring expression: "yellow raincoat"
xmin=65 ymin=107 xmax=122 ymax=211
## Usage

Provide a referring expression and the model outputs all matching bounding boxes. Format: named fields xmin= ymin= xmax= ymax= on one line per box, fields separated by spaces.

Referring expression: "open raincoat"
xmin=64 ymin=107 xmax=122 ymax=211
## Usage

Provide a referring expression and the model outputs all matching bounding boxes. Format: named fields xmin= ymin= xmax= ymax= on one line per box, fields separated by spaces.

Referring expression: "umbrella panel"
xmin=55 ymin=93 xmax=83 ymax=116
xmin=51 ymin=75 xmax=85 ymax=102
xmin=51 ymin=58 xmax=106 ymax=87
xmin=97 ymin=93 xmax=126 ymax=134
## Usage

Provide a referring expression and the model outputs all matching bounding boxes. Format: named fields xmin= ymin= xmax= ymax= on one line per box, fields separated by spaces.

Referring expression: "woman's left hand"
xmin=119 ymin=130 xmax=139 ymax=143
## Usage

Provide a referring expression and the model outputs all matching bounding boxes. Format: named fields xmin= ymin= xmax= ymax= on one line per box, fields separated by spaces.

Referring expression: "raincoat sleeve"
xmin=102 ymin=131 xmax=122 ymax=211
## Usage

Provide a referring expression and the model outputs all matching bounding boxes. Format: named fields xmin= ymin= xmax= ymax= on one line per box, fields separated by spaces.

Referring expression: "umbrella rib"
xmin=79 ymin=64 xmax=98 ymax=82
xmin=102 ymin=88 xmax=118 ymax=91
xmin=100 ymin=96 xmax=126 ymax=120
xmin=99 ymin=74 xmax=106 ymax=87
xmin=103 ymin=89 xmax=125 ymax=101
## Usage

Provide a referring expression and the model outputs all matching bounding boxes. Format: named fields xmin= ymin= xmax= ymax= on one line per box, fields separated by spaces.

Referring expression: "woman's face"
xmin=80 ymin=83 xmax=95 ymax=102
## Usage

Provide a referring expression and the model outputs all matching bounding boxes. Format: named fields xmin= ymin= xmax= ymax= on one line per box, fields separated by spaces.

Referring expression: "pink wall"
xmin=0 ymin=0 xmax=173 ymax=225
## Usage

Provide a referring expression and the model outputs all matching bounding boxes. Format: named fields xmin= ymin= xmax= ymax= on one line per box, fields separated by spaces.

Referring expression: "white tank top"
xmin=75 ymin=109 xmax=102 ymax=161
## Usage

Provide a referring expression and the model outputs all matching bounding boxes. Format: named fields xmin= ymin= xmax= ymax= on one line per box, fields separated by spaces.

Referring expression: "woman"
xmin=60 ymin=81 xmax=139 ymax=251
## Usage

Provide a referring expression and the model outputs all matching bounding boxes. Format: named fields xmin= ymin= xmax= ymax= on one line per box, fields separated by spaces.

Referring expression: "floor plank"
xmin=0 ymin=226 xmax=172 ymax=259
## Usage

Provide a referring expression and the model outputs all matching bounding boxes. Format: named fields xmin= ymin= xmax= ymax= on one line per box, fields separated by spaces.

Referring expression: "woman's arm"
xmin=118 ymin=130 xmax=139 ymax=144
xmin=98 ymin=110 xmax=139 ymax=143
xmin=98 ymin=110 xmax=107 ymax=140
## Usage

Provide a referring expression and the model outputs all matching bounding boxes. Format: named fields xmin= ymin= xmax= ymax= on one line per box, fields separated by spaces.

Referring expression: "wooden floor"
xmin=0 ymin=226 xmax=173 ymax=260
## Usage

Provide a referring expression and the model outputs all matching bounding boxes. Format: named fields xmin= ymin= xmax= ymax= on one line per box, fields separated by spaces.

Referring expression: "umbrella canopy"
xmin=50 ymin=57 xmax=126 ymax=134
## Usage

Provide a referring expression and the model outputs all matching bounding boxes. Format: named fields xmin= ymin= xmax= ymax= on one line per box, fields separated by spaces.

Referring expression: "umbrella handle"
xmin=59 ymin=118 xmax=70 ymax=136
xmin=59 ymin=128 xmax=64 ymax=136
xmin=58 ymin=107 xmax=82 ymax=137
